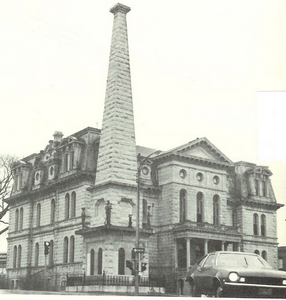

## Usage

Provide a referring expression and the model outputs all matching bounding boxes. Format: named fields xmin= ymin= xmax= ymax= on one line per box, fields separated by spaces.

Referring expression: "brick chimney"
xmin=53 ymin=131 xmax=63 ymax=143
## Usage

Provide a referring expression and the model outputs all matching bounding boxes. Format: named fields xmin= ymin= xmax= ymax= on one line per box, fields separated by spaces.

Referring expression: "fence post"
xmin=103 ymin=270 xmax=106 ymax=286
xmin=82 ymin=271 xmax=86 ymax=287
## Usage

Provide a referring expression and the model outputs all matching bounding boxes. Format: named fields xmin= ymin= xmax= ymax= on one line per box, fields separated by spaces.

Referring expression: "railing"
xmin=66 ymin=273 xmax=164 ymax=288
xmin=173 ymin=220 xmax=239 ymax=233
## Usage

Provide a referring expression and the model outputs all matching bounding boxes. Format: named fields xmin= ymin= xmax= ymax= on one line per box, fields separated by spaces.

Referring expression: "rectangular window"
xmin=255 ymin=180 xmax=259 ymax=196
xmin=65 ymin=154 xmax=69 ymax=172
xmin=18 ymin=174 xmax=22 ymax=190
xmin=14 ymin=175 xmax=18 ymax=191
xmin=70 ymin=151 xmax=74 ymax=170
xmin=262 ymin=181 xmax=267 ymax=197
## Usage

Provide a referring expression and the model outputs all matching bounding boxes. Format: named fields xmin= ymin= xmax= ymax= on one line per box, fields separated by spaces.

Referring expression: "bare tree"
xmin=0 ymin=155 xmax=17 ymax=235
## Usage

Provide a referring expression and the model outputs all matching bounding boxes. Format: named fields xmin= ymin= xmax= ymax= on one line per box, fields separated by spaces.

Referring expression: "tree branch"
xmin=0 ymin=226 xmax=8 ymax=235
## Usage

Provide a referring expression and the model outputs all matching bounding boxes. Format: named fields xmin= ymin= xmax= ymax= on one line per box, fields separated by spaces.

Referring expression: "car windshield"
xmin=216 ymin=253 xmax=271 ymax=269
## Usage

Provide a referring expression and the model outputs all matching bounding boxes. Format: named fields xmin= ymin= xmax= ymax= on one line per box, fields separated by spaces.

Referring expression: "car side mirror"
xmin=197 ymin=265 xmax=202 ymax=272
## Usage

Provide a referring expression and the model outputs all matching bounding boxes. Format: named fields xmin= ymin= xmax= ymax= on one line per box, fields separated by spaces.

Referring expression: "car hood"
xmin=220 ymin=267 xmax=286 ymax=278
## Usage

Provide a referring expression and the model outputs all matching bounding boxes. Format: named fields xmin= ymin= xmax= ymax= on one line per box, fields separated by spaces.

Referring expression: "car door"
xmin=194 ymin=253 xmax=216 ymax=294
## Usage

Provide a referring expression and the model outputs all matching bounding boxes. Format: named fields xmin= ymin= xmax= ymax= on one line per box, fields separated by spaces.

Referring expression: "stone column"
xmin=204 ymin=239 xmax=209 ymax=255
xmin=174 ymin=240 xmax=178 ymax=269
xmin=86 ymin=252 xmax=90 ymax=276
xmin=221 ymin=240 xmax=225 ymax=251
xmin=186 ymin=238 xmax=191 ymax=268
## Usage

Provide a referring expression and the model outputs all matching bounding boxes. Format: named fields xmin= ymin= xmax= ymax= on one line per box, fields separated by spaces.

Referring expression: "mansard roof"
xmin=136 ymin=145 xmax=161 ymax=158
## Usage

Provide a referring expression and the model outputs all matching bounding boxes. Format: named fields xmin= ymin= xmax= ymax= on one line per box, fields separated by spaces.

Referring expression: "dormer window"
xmin=50 ymin=166 xmax=54 ymax=176
xmin=11 ymin=161 xmax=30 ymax=193
xmin=12 ymin=167 xmax=22 ymax=192
xmin=48 ymin=164 xmax=57 ymax=181
xmin=250 ymin=167 xmax=272 ymax=198
xmin=142 ymin=166 xmax=149 ymax=176
xmin=14 ymin=172 xmax=22 ymax=191
xmin=34 ymin=170 xmax=43 ymax=185
xmin=254 ymin=175 xmax=268 ymax=197
xmin=64 ymin=153 xmax=69 ymax=172
xmin=63 ymin=150 xmax=75 ymax=173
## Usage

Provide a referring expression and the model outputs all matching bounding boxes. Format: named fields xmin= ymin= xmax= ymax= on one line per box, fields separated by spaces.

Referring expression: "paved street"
xmin=0 ymin=289 xmax=174 ymax=297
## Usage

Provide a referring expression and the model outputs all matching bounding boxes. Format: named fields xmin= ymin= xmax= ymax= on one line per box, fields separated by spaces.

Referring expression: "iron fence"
xmin=66 ymin=273 xmax=164 ymax=288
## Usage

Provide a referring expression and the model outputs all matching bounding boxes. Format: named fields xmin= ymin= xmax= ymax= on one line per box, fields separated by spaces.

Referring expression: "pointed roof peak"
xmin=110 ymin=3 xmax=131 ymax=15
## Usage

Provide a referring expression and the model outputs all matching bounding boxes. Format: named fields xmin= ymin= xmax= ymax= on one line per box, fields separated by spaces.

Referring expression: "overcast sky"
xmin=0 ymin=0 xmax=285 ymax=251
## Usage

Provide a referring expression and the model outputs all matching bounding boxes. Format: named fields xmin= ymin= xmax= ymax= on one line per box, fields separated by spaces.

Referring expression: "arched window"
xmin=65 ymin=193 xmax=70 ymax=219
xmin=36 ymin=203 xmax=41 ymax=227
xmin=261 ymin=214 xmax=266 ymax=236
xmin=254 ymin=249 xmax=260 ymax=255
xmin=18 ymin=245 xmax=22 ymax=268
xmin=19 ymin=208 xmax=23 ymax=230
xmin=197 ymin=192 xmax=203 ymax=223
xmin=179 ymin=189 xmax=187 ymax=223
xmin=213 ymin=195 xmax=220 ymax=225
xmin=13 ymin=246 xmax=17 ymax=268
xmin=90 ymin=249 xmax=95 ymax=275
xmin=63 ymin=237 xmax=68 ymax=263
xmin=15 ymin=209 xmax=19 ymax=231
xmin=253 ymin=213 xmax=259 ymax=235
xmin=49 ymin=240 xmax=54 ymax=266
xmin=71 ymin=192 xmax=76 ymax=218
xmin=70 ymin=235 xmax=75 ymax=263
xmin=51 ymin=199 xmax=56 ymax=223
xmin=35 ymin=243 xmax=39 ymax=266
xmin=262 ymin=250 xmax=267 ymax=261
xmin=118 ymin=248 xmax=125 ymax=275
xmin=98 ymin=248 xmax=103 ymax=274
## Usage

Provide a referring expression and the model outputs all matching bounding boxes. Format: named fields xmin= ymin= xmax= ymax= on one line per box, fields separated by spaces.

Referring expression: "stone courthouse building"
xmin=5 ymin=3 xmax=284 ymax=294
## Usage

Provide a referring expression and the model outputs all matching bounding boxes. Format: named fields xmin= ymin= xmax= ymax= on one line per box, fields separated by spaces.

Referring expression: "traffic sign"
xmin=132 ymin=247 xmax=145 ymax=254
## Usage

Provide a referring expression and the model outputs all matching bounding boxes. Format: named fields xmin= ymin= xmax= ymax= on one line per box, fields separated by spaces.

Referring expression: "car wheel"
xmin=190 ymin=283 xmax=201 ymax=297
xmin=214 ymin=285 xmax=224 ymax=298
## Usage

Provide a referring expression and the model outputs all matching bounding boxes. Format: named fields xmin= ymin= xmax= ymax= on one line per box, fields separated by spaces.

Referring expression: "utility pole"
xmin=44 ymin=241 xmax=50 ymax=290
xmin=135 ymin=150 xmax=161 ymax=295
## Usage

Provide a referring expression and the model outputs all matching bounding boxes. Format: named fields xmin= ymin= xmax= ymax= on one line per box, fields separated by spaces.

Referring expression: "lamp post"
xmin=135 ymin=150 xmax=160 ymax=295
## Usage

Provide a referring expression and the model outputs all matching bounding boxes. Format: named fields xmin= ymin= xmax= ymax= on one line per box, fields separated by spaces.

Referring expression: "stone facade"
xmin=5 ymin=2 xmax=284 ymax=294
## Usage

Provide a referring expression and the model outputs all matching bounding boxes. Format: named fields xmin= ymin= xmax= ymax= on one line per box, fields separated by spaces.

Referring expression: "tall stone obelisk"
xmin=95 ymin=3 xmax=137 ymax=188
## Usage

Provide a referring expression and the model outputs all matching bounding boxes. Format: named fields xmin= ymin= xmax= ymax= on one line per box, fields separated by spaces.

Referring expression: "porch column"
xmin=204 ymin=239 xmax=209 ymax=255
xmin=186 ymin=238 xmax=191 ymax=268
xmin=221 ymin=240 xmax=225 ymax=251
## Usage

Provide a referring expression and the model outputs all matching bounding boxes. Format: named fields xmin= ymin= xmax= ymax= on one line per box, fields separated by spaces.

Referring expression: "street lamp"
xmin=135 ymin=150 xmax=161 ymax=295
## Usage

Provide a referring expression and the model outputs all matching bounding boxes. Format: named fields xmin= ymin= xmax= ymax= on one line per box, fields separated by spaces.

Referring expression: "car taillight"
xmin=283 ymin=279 xmax=286 ymax=285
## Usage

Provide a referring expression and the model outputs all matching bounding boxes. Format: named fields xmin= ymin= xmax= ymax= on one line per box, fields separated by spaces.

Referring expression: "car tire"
xmin=190 ymin=283 xmax=201 ymax=297
xmin=214 ymin=285 xmax=224 ymax=298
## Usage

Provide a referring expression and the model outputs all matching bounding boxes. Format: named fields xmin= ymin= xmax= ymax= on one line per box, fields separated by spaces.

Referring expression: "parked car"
xmin=186 ymin=251 xmax=286 ymax=298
